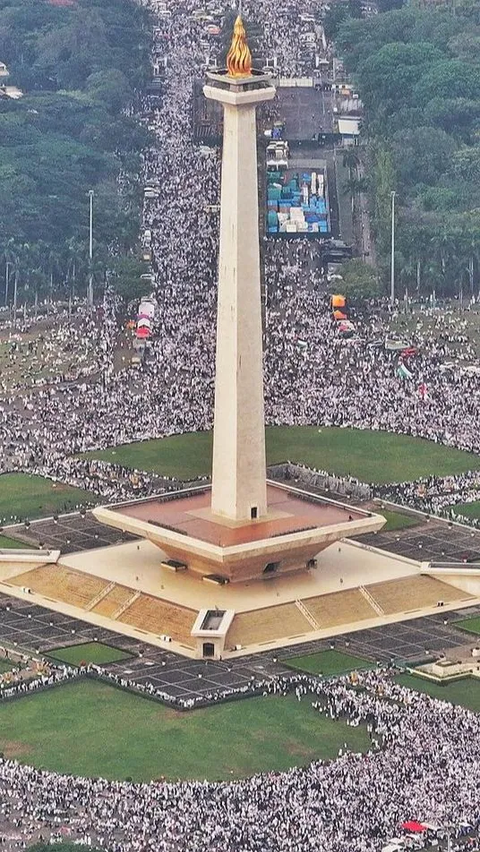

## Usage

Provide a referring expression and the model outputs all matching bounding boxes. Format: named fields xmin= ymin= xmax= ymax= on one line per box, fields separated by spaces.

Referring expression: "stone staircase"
xmin=295 ymin=598 xmax=320 ymax=630
xmin=85 ymin=581 xmax=116 ymax=612
xmin=112 ymin=590 xmax=141 ymax=620
xmin=359 ymin=584 xmax=385 ymax=616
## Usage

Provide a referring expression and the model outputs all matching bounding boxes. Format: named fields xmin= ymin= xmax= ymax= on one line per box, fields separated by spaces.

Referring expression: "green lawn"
xmin=377 ymin=509 xmax=420 ymax=532
xmin=0 ymin=533 xmax=30 ymax=549
xmin=284 ymin=649 xmax=373 ymax=677
xmin=396 ymin=672 xmax=480 ymax=711
xmin=450 ymin=500 xmax=480 ymax=520
xmin=30 ymin=845 xmax=101 ymax=852
xmin=47 ymin=642 xmax=132 ymax=666
xmin=0 ymin=658 xmax=14 ymax=674
xmin=81 ymin=431 xmax=214 ymax=480
xmin=0 ymin=473 xmax=97 ymax=522
xmin=0 ymin=679 xmax=371 ymax=781
xmin=454 ymin=615 xmax=480 ymax=635
xmin=80 ymin=426 xmax=480 ymax=484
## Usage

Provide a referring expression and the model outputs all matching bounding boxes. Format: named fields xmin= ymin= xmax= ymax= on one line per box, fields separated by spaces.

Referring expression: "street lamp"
xmin=390 ymin=190 xmax=396 ymax=306
xmin=87 ymin=189 xmax=94 ymax=308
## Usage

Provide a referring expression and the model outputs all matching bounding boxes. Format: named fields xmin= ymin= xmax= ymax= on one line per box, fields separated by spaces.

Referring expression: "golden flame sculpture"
xmin=226 ymin=15 xmax=252 ymax=78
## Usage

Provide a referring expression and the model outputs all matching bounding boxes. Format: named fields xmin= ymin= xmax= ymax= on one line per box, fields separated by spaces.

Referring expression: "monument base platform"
xmin=93 ymin=481 xmax=386 ymax=583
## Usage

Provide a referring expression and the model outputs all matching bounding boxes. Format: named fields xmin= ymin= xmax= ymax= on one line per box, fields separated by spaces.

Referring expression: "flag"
xmin=397 ymin=363 xmax=412 ymax=380
xmin=418 ymin=383 xmax=428 ymax=399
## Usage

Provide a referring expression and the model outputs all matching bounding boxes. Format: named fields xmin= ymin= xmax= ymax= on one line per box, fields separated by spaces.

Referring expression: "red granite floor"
xmin=112 ymin=485 xmax=367 ymax=547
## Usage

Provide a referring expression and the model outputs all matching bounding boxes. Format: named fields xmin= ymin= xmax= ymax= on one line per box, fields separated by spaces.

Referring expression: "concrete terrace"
xmin=0 ymin=538 xmax=474 ymax=658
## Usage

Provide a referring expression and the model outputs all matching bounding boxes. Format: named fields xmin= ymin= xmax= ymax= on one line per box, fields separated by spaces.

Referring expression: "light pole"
xmin=4 ymin=260 xmax=12 ymax=306
xmin=87 ymin=189 xmax=94 ymax=308
xmin=390 ymin=190 xmax=396 ymax=306
xmin=12 ymin=268 xmax=18 ymax=330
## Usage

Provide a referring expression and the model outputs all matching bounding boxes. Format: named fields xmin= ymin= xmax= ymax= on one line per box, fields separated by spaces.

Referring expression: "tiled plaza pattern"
xmin=1 ymin=592 xmax=480 ymax=704
xmin=1 ymin=503 xmax=480 ymax=702
xmin=356 ymin=517 xmax=480 ymax=564
xmin=2 ymin=512 xmax=137 ymax=554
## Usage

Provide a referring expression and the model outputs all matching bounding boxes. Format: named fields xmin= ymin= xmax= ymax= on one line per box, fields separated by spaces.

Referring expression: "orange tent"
xmin=333 ymin=309 xmax=347 ymax=320
xmin=331 ymin=294 xmax=346 ymax=309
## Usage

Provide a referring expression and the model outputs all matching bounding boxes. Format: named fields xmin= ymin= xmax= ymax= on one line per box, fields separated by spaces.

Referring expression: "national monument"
xmin=94 ymin=17 xmax=385 ymax=586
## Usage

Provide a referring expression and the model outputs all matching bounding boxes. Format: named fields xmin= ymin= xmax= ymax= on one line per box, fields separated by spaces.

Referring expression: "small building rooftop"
xmin=0 ymin=84 xmax=23 ymax=100
xmin=338 ymin=116 xmax=360 ymax=137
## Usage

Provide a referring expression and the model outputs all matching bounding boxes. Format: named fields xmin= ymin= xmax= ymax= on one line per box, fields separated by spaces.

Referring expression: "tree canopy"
xmin=335 ymin=3 xmax=480 ymax=296
xmin=0 ymin=0 xmax=152 ymax=304
xmin=334 ymin=259 xmax=382 ymax=300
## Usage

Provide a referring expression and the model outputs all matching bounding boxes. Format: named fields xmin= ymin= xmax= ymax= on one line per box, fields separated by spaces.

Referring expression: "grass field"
xmin=378 ymin=509 xmax=420 ymax=532
xmin=284 ymin=649 xmax=373 ymax=676
xmin=396 ymin=672 xmax=480 ymax=711
xmin=46 ymin=642 xmax=132 ymax=666
xmin=0 ymin=473 xmax=97 ymax=522
xmin=0 ymin=323 xmax=98 ymax=392
xmin=0 ymin=658 xmax=14 ymax=674
xmin=450 ymin=500 xmax=480 ymax=520
xmin=0 ymin=533 xmax=29 ymax=549
xmin=0 ymin=679 xmax=371 ymax=781
xmin=80 ymin=426 xmax=480 ymax=484
xmin=454 ymin=616 xmax=480 ymax=635
xmin=30 ymin=845 xmax=101 ymax=852
xmin=389 ymin=304 xmax=480 ymax=358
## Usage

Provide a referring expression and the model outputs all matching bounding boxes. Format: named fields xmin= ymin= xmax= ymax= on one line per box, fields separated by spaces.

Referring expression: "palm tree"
xmin=3 ymin=238 xmax=18 ymax=307
xmin=65 ymin=237 xmax=85 ymax=302
xmin=461 ymin=221 xmax=480 ymax=297
xmin=398 ymin=253 xmax=416 ymax=291
xmin=91 ymin=245 xmax=109 ymax=303
xmin=430 ymin=225 xmax=460 ymax=297
xmin=343 ymin=175 xmax=368 ymax=216
xmin=47 ymin=248 xmax=61 ymax=305
xmin=342 ymin=148 xmax=360 ymax=175
xmin=27 ymin=242 xmax=50 ymax=317
xmin=12 ymin=242 xmax=32 ymax=328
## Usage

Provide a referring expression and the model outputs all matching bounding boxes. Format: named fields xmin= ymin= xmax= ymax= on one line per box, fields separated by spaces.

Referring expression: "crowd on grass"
xmin=0 ymin=663 xmax=78 ymax=700
xmin=0 ymin=668 xmax=480 ymax=851
xmin=378 ymin=472 xmax=480 ymax=525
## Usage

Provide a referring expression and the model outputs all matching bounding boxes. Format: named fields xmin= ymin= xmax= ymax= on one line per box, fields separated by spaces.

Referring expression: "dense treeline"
xmin=336 ymin=1 xmax=480 ymax=298
xmin=0 ymin=0 xmax=151 ymax=305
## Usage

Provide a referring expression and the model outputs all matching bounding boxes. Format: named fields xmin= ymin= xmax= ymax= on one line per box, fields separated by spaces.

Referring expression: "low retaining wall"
xmin=0 ymin=549 xmax=60 ymax=563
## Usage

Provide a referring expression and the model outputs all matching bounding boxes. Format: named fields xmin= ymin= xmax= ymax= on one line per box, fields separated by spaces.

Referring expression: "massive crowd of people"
xmin=1 ymin=0 xmax=480 ymax=514
xmin=1 ymin=668 xmax=479 ymax=851
xmin=1 ymin=1 xmax=480 ymax=849
xmin=379 ymin=471 xmax=480 ymax=521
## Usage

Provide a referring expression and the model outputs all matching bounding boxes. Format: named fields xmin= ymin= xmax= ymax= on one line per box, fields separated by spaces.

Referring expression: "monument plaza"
xmin=94 ymin=16 xmax=385 ymax=589
xmin=0 ymin=20 xmax=473 ymax=662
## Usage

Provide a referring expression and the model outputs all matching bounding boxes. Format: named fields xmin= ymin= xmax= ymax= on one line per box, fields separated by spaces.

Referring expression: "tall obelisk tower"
xmin=204 ymin=16 xmax=275 ymax=522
